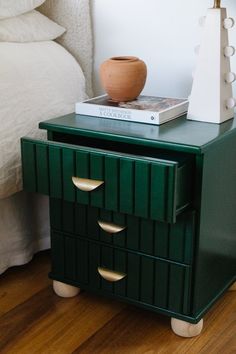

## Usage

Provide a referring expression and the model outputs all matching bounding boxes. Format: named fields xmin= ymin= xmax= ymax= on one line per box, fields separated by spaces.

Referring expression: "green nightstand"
xmin=21 ymin=113 xmax=236 ymax=337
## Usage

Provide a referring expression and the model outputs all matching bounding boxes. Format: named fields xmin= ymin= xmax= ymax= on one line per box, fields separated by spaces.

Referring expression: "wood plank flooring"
xmin=0 ymin=251 xmax=235 ymax=354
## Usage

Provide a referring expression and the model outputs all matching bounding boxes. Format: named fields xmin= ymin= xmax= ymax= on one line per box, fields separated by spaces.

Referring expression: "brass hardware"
xmin=72 ymin=177 xmax=104 ymax=192
xmin=213 ymin=0 xmax=221 ymax=8
xmin=97 ymin=267 xmax=126 ymax=282
xmin=97 ymin=220 xmax=126 ymax=234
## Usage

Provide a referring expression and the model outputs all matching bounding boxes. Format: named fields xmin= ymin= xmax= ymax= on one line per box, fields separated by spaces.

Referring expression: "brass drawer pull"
xmin=72 ymin=177 xmax=104 ymax=192
xmin=97 ymin=220 xmax=126 ymax=234
xmin=97 ymin=267 xmax=126 ymax=282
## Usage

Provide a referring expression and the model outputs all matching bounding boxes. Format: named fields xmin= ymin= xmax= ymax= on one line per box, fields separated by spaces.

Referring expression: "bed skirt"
xmin=0 ymin=191 xmax=50 ymax=274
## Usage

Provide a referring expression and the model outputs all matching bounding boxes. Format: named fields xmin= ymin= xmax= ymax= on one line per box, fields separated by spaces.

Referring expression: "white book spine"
xmin=76 ymin=101 xmax=161 ymax=125
xmin=76 ymin=97 xmax=188 ymax=126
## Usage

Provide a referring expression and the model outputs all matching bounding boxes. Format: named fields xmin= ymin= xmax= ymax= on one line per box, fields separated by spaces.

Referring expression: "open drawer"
xmin=21 ymin=137 xmax=193 ymax=223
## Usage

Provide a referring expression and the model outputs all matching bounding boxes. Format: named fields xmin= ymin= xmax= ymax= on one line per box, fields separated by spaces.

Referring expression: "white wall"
xmin=92 ymin=0 xmax=236 ymax=98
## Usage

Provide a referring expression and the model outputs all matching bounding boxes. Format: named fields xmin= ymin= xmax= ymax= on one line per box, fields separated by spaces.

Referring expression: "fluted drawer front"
xmin=50 ymin=199 xmax=195 ymax=265
xmin=50 ymin=232 xmax=192 ymax=316
xmin=21 ymin=138 xmax=193 ymax=223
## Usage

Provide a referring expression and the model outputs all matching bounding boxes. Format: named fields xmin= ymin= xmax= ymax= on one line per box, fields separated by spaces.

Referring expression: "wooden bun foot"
xmin=229 ymin=281 xmax=236 ymax=291
xmin=171 ymin=318 xmax=203 ymax=338
xmin=53 ymin=280 xmax=80 ymax=298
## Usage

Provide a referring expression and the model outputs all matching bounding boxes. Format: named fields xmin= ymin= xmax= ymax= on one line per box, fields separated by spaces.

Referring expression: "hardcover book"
xmin=75 ymin=94 xmax=188 ymax=125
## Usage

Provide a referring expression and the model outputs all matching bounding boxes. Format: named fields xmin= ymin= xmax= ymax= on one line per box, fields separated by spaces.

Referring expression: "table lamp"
xmin=187 ymin=0 xmax=235 ymax=123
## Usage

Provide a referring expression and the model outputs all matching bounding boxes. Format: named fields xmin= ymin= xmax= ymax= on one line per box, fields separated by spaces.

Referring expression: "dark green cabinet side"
xmin=192 ymin=134 xmax=236 ymax=318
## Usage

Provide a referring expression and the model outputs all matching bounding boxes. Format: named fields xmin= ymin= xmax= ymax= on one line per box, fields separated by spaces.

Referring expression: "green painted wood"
xmin=32 ymin=111 xmax=236 ymax=323
xmin=23 ymin=113 xmax=236 ymax=322
xmin=176 ymin=162 xmax=193 ymax=209
xmin=49 ymin=146 xmax=62 ymax=199
xmin=87 ymin=207 xmax=100 ymax=240
xmin=65 ymin=236 xmax=76 ymax=280
xmin=100 ymin=246 xmax=113 ymax=292
xmin=140 ymin=257 xmax=154 ymax=304
xmin=62 ymin=148 xmax=75 ymax=202
xmin=126 ymin=215 xmax=140 ymax=251
xmin=100 ymin=245 xmax=113 ymax=268
xmin=134 ymin=161 xmax=150 ymax=218
xmin=77 ymin=238 xmax=89 ymax=284
xmin=140 ymin=219 xmax=154 ymax=255
xmin=119 ymin=158 xmax=134 ymax=215
xmin=127 ymin=253 xmax=140 ymax=301
xmin=75 ymin=204 xmax=87 ymax=236
xmin=112 ymin=213 xmax=126 ymax=248
xmin=62 ymin=201 xmax=74 ymax=234
xmin=51 ymin=232 xmax=64 ymax=278
xmin=169 ymin=212 xmax=196 ymax=264
xmin=154 ymin=222 xmax=169 ymax=259
xmin=49 ymin=199 xmax=195 ymax=264
xmin=105 ymin=156 xmax=119 ymax=211
xmin=21 ymin=141 xmax=37 ymax=192
xmin=150 ymin=163 xmax=177 ymax=222
xmin=183 ymin=267 xmax=192 ymax=315
xmin=114 ymin=248 xmax=127 ymax=297
xmin=184 ymin=213 xmax=195 ymax=264
xmin=169 ymin=218 xmax=185 ymax=263
xmin=90 ymin=153 xmax=104 ymax=208
xmin=89 ymin=242 xmax=101 ymax=290
xmin=75 ymin=151 xmax=90 ymax=204
xmin=154 ymin=261 xmax=169 ymax=309
xmin=36 ymin=144 xmax=49 ymax=195
xmin=49 ymin=199 xmax=62 ymax=230
xmin=169 ymin=264 xmax=186 ymax=314
xmin=193 ymin=133 xmax=236 ymax=315
xmin=99 ymin=209 xmax=112 ymax=244
xmin=21 ymin=138 xmax=191 ymax=223
xmin=166 ymin=166 xmax=177 ymax=222
xmin=50 ymin=233 xmax=192 ymax=314
xmin=38 ymin=113 xmax=236 ymax=154
xmin=150 ymin=164 xmax=167 ymax=221
xmin=47 ymin=131 xmax=54 ymax=140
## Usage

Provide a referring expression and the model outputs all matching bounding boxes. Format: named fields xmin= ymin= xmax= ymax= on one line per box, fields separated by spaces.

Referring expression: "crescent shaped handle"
xmin=97 ymin=267 xmax=126 ymax=282
xmin=72 ymin=177 xmax=104 ymax=192
xmin=97 ymin=220 xmax=126 ymax=234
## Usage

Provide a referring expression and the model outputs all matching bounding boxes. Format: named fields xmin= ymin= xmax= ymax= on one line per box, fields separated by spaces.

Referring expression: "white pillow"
xmin=0 ymin=0 xmax=45 ymax=19
xmin=0 ymin=10 xmax=66 ymax=42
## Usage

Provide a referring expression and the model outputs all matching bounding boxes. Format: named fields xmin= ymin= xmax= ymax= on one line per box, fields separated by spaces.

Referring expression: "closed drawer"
xmin=50 ymin=232 xmax=192 ymax=316
xmin=50 ymin=199 xmax=195 ymax=265
xmin=21 ymin=137 xmax=193 ymax=223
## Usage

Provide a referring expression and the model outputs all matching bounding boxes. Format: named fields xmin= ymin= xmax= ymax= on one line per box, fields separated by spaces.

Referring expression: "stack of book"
xmin=75 ymin=94 xmax=188 ymax=126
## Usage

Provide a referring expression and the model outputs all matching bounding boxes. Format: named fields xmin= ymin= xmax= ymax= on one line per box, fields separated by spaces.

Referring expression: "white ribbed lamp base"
xmin=187 ymin=8 xmax=235 ymax=124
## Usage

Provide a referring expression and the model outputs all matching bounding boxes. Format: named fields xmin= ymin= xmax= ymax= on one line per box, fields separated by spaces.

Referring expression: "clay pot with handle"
xmin=99 ymin=56 xmax=147 ymax=102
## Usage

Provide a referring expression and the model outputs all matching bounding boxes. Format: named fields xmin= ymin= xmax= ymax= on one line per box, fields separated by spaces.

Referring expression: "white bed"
xmin=0 ymin=0 xmax=93 ymax=273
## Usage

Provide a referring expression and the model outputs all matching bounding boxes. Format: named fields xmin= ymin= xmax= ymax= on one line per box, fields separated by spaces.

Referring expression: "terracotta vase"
xmin=99 ymin=56 xmax=147 ymax=102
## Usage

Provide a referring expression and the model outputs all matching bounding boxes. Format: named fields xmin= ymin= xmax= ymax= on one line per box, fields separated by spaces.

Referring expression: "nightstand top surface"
xmin=39 ymin=113 xmax=236 ymax=154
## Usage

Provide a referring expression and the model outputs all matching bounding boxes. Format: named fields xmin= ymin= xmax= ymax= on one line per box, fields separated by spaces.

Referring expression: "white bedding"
xmin=0 ymin=192 xmax=50 ymax=274
xmin=0 ymin=41 xmax=87 ymax=199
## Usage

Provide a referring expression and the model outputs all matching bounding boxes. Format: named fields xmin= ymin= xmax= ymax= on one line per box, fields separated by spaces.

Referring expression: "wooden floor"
xmin=0 ymin=251 xmax=235 ymax=354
